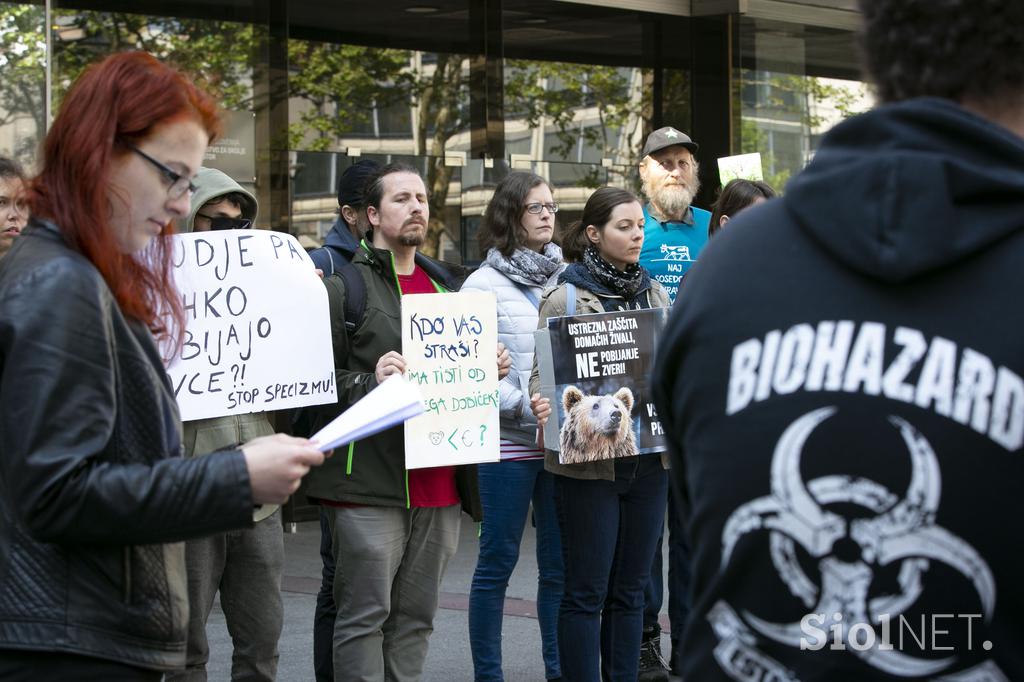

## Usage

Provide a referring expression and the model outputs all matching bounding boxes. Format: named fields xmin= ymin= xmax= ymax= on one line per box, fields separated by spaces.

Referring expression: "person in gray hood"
xmin=654 ymin=0 xmax=1024 ymax=680
xmin=166 ymin=167 xmax=283 ymax=682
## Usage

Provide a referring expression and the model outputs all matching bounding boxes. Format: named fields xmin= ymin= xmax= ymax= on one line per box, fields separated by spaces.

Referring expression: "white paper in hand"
xmin=310 ymin=375 xmax=425 ymax=452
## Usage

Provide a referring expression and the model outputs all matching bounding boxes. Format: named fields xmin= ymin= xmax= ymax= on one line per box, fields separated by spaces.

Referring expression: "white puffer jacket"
xmin=461 ymin=260 xmax=564 ymax=446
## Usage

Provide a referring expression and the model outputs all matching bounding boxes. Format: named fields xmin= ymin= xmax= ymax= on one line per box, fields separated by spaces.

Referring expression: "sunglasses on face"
xmin=197 ymin=214 xmax=253 ymax=231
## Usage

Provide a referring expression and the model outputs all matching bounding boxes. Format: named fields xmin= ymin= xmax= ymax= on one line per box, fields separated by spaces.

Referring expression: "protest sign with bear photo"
xmin=401 ymin=290 xmax=501 ymax=469
xmin=164 ymin=230 xmax=336 ymax=421
xmin=535 ymin=307 xmax=668 ymax=464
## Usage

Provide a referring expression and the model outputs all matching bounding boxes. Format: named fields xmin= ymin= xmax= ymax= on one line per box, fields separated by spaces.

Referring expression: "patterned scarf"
xmin=583 ymin=244 xmax=645 ymax=298
xmin=484 ymin=243 xmax=563 ymax=286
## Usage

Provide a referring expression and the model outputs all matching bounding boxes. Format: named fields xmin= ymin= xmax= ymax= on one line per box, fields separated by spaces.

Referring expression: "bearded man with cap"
xmin=637 ymin=127 xmax=708 ymax=682
xmin=638 ymin=127 xmax=711 ymax=305
xmin=166 ymin=167 xmax=283 ymax=682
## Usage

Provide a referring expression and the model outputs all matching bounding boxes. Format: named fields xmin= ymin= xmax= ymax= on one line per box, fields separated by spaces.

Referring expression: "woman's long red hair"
xmin=30 ymin=51 xmax=221 ymax=343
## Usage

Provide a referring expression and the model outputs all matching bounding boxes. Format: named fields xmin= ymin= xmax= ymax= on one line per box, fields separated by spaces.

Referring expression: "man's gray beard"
xmin=647 ymin=182 xmax=698 ymax=221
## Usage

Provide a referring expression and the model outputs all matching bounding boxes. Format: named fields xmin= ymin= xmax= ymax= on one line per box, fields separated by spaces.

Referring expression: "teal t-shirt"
xmin=640 ymin=204 xmax=711 ymax=304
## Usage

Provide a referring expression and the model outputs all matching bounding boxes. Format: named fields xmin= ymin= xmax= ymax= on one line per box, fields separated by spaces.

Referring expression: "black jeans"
xmin=643 ymin=484 xmax=692 ymax=668
xmin=314 ymin=506 xmax=337 ymax=682
xmin=555 ymin=457 xmax=668 ymax=682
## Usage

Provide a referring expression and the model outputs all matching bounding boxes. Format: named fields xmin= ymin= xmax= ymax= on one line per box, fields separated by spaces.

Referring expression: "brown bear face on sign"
xmin=558 ymin=385 xmax=638 ymax=464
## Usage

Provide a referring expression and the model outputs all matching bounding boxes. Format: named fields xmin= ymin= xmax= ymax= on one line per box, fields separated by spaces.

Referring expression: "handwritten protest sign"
xmin=401 ymin=291 xmax=500 ymax=469
xmin=165 ymin=230 xmax=336 ymax=421
xmin=535 ymin=307 xmax=667 ymax=464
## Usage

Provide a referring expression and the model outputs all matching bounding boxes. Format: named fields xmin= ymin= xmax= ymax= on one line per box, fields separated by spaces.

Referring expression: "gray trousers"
xmin=166 ymin=510 xmax=285 ymax=682
xmin=326 ymin=504 xmax=461 ymax=682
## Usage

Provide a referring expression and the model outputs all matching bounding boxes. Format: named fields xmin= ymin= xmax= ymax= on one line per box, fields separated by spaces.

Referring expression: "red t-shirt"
xmin=398 ymin=266 xmax=460 ymax=508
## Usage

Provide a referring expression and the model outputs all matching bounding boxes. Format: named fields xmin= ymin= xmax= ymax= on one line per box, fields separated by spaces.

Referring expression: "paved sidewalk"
xmin=205 ymin=518 xmax=678 ymax=681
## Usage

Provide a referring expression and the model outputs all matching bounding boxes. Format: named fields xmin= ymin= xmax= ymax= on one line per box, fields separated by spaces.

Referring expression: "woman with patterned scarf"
xmin=462 ymin=171 xmax=566 ymax=681
xmin=529 ymin=186 xmax=670 ymax=682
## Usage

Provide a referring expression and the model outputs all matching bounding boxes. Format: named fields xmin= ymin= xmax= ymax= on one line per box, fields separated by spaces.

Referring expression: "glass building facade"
xmin=0 ymin=0 xmax=869 ymax=265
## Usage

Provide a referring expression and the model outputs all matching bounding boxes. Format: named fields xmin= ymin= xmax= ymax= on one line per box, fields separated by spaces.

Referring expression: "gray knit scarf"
xmin=484 ymin=243 xmax=563 ymax=287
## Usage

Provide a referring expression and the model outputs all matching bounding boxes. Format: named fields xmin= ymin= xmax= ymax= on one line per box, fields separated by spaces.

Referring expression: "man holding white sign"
xmin=304 ymin=163 xmax=509 ymax=682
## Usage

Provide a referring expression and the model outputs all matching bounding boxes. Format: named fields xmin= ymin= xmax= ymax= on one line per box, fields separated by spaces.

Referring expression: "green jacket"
xmin=303 ymin=242 xmax=482 ymax=521
xmin=529 ymin=280 xmax=671 ymax=481
xmin=183 ymin=413 xmax=276 ymax=522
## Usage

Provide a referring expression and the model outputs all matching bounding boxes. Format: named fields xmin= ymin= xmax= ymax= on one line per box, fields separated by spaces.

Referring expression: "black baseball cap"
xmin=641 ymin=126 xmax=699 ymax=158
xmin=337 ymin=159 xmax=381 ymax=208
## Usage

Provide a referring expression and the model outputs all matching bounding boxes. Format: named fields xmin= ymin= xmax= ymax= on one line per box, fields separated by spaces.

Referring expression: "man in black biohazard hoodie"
xmin=653 ymin=1 xmax=1024 ymax=680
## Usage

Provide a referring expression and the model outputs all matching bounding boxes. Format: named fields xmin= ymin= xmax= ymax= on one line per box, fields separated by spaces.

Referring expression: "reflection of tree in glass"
xmin=286 ymin=48 xmax=652 ymax=256
xmin=505 ymin=59 xmax=645 ymax=188
xmin=286 ymin=42 xmax=413 ymax=151
xmin=288 ymin=42 xmax=466 ymax=258
xmin=0 ymin=3 xmax=46 ymax=163
xmin=740 ymin=70 xmax=869 ymax=192
xmin=47 ymin=10 xmax=256 ymax=112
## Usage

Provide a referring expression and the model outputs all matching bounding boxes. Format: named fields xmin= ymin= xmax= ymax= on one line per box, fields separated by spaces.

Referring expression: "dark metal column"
xmin=252 ymin=0 xmax=290 ymax=233
xmin=690 ymin=13 xmax=737 ymax=208
xmin=469 ymin=0 xmax=504 ymax=160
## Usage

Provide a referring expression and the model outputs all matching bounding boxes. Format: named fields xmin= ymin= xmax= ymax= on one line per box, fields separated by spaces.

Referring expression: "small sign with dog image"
xmin=535 ymin=307 xmax=668 ymax=463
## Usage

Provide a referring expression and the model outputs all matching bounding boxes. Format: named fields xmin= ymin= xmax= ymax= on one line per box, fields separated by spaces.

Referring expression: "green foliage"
xmin=0 ymin=1 xmax=667 ymax=256
xmin=50 ymin=10 xmax=256 ymax=112
xmin=286 ymin=41 xmax=413 ymax=151
xmin=739 ymin=69 xmax=869 ymax=193
xmin=0 ymin=3 xmax=46 ymax=161
xmin=505 ymin=59 xmax=643 ymax=187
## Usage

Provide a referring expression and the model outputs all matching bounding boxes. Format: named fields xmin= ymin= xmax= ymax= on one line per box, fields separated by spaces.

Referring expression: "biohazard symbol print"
xmin=708 ymin=407 xmax=1007 ymax=681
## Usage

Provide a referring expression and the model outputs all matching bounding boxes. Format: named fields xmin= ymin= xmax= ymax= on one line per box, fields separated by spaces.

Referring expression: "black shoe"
xmin=638 ymin=638 xmax=671 ymax=682
xmin=670 ymin=645 xmax=682 ymax=677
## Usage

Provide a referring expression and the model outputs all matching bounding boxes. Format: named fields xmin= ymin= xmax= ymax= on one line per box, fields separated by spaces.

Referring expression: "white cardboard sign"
xmin=401 ymin=290 xmax=500 ymax=469
xmin=165 ymin=230 xmax=336 ymax=421
xmin=717 ymin=152 xmax=764 ymax=183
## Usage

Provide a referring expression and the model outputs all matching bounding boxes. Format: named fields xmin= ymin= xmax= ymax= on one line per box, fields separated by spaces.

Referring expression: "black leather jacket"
xmin=0 ymin=222 xmax=255 ymax=671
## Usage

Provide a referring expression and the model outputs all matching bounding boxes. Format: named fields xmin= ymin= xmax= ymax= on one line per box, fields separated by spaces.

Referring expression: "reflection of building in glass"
xmin=0 ymin=0 xmax=865 ymax=264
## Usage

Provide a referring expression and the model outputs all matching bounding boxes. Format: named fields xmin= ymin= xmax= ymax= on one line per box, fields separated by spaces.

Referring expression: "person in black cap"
xmin=637 ymin=126 xmax=708 ymax=682
xmin=305 ymin=157 xmax=379 ymax=682
xmin=308 ymin=158 xmax=381 ymax=277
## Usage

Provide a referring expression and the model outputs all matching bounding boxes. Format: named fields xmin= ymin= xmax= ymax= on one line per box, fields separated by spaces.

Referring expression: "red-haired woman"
xmin=0 ymin=52 xmax=323 ymax=679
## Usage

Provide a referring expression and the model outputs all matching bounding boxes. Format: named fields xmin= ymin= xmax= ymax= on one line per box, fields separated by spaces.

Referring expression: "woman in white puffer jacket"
xmin=462 ymin=171 xmax=565 ymax=682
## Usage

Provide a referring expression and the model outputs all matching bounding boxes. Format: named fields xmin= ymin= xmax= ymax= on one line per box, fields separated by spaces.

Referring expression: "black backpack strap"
xmin=336 ymin=260 xmax=367 ymax=333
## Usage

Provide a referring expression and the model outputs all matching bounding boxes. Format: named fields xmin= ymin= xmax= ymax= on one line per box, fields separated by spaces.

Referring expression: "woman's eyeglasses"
xmin=125 ymin=144 xmax=197 ymax=199
xmin=525 ymin=202 xmax=559 ymax=215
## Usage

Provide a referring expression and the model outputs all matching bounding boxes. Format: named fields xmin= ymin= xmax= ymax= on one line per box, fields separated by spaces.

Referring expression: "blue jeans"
xmin=469 ymin=459 xmax=563 ymax=681
xmin=555 ymin=457 xmax=668 ymax=682
xmin=643 ymin=486 xmax=692 ymax=669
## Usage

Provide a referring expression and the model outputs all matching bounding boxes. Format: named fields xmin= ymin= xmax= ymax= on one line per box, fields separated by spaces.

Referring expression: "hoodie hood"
xmin=785 ymin=97 xmax=1024 ymax=283
xmin=323 ymin=216 xmax=361 ymax=258
xmin=183 ymin=167 xmax=258 ymax=233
